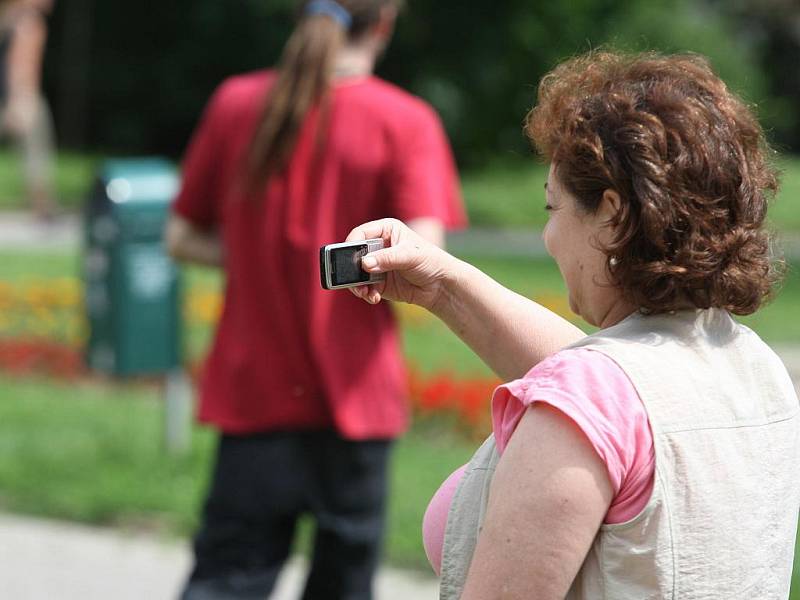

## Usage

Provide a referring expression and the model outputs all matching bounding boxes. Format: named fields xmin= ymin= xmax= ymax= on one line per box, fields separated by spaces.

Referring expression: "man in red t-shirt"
xmin=166 ymin=1 xmax=465 ymax=598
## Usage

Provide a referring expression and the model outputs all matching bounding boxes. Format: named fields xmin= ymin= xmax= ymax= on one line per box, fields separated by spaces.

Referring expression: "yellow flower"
xmin=186 ymin=289 xmax=222 ymax=325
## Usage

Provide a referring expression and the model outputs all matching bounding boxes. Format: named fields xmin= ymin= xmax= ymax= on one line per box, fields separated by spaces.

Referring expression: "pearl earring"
xmin=609 ymin=256 xmax=619 ymax=267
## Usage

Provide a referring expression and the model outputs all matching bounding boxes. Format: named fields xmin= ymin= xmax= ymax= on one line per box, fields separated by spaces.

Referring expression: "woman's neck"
xmin=594 ymin=297 xmax=638 ymax=330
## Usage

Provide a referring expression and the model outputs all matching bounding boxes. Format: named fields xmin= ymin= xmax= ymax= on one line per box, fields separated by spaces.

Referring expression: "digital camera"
xmin=319 ymin=238 xmax=385 ymax=290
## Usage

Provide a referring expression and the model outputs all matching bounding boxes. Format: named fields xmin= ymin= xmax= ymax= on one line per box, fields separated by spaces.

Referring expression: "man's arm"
xmin=407 ymin=216 xmax=445 ymax=248
xmin=163 ymin=215 xmax=441 ymax=271
xmin=165 ymin=214 xmax=223 ymax=267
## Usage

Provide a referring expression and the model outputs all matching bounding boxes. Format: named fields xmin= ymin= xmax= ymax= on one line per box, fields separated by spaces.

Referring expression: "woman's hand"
xmin=345 ymin=218 xmax=459 ymax=310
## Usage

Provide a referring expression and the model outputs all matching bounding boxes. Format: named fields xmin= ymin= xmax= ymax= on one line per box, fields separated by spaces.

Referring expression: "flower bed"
xmin=0 ymin=337 xmax=85 ymax=379
xmin=0 ymin=335 xmax=500 ymax=437
xmin=0 ymin=277 xmax=579 ymax=439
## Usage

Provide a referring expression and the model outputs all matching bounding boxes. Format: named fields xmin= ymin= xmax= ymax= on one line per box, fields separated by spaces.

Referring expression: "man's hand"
xmin=165 ymin=214 xmax=223 ymax=268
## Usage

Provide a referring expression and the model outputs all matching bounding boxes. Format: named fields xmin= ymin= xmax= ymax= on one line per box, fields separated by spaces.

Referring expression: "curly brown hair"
xmin=526 ymin=51 xmax=782 ymax=315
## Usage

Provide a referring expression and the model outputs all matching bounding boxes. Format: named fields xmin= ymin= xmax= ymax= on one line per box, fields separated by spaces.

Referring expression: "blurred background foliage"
xmin=44 ymin=0 xmax=800 ymax=166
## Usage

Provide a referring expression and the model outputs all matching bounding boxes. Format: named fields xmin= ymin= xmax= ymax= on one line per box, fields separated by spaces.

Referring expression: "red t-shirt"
xmin=173 ymin=71 xmax=466 ymax=439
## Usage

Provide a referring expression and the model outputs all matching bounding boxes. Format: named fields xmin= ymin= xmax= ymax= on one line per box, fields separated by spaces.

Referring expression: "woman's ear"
xmin=597 ymin=188 xmax=622 ymax=226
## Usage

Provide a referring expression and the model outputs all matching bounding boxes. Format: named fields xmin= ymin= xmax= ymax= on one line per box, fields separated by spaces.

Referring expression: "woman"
xmin=166 ymin=1 xmax=465 ymax=598
xmin=347 ymin=51 xmax=800 ymax=598
xmin=0 ymin=0 xmax=56 ymax=220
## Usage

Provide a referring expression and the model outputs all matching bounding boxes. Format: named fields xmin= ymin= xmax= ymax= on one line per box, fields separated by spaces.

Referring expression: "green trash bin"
xmin=84 ymin=158 xmax=182 ymax=377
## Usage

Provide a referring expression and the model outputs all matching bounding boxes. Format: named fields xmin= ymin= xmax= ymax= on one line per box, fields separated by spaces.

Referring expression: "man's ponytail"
xmin=244 ymin=8 xmax=345 ymax=191
xmin=244 ymin=0 xmax=399 ymax=193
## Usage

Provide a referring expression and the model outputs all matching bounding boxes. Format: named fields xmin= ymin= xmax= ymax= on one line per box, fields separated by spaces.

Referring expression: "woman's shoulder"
xmin=492 ymin=347 xmax=654 ymax=516
xmin=522 ymin=346 xmax=631 ymax=388
xmin=493 ymin=347 xmax=643 ymax=451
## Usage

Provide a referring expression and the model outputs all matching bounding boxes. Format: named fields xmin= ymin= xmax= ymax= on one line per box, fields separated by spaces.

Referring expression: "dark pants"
xmin=180 ymin=430 xmax=392 ymax=600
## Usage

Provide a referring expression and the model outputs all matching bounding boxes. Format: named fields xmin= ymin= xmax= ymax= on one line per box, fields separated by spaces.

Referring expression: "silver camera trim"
xmin=322 ymin=238 xmax=386 ymax=290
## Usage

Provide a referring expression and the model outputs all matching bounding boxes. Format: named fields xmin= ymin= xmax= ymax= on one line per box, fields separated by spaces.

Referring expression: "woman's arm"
xmin=430 ymin=259 xmax=584 ymax=380
xmin=348 ymin=218 xmax=584 ymax=380
xmin=461 ymin=404 xmax=613 ymax=599
xmin=165 ymin=214 xmax=223 ymax=268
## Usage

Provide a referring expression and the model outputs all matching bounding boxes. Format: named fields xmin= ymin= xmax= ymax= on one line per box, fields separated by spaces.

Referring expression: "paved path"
xmin=0 ymin=211 xmax=81 ymax=251
xmin=0 ymin=513 xmax=439 ymax=600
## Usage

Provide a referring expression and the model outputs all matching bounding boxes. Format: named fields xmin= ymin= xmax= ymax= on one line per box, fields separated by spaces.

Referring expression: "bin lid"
xmin=101 ymin=158 xmax=179 ymax=205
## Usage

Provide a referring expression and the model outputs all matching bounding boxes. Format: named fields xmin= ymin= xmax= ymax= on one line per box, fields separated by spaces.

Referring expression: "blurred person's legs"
xmin=17 ymin=94 xmax=57 ymax=220
xmin=302 ymin=433 xmax=391 ymax=600
xmin=181 ymin=432 xmax=305 ymax=600
xmin=181 ymin=430 xmax=392 ymax=600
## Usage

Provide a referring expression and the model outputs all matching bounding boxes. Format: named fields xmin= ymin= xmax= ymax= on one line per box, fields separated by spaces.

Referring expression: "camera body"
xmin=319 ymin=238 xmax=385 ymax=290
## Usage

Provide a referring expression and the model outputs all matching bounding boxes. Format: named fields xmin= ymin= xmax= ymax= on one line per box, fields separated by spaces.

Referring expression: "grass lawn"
xmin=0 ymin=148 xmax=98 ymax=210
xmin=2 ymin=373 xmax=800 ymax=587
xmin=0 ymin=374 xmax=475 ymax=570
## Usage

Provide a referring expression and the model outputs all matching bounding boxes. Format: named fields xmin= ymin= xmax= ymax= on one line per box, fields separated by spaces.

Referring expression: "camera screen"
xmin=330 ymin=244 xmax=370 ymax=286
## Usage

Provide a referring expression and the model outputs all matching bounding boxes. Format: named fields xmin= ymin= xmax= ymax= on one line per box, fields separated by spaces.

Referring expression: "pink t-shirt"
xmin=422 ymin=348 xmax=655 ymax=575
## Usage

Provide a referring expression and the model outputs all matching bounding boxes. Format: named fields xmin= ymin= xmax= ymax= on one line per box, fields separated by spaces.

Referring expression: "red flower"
xmin=418 ymin=372 xmax=458 ymax=412
xmin=0 ymin=338 xmax=84 ymax=379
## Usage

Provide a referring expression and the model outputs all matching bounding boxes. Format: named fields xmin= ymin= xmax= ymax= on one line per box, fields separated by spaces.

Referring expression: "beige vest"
xmin=440 ymin=309 xmax=800 ymax=599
